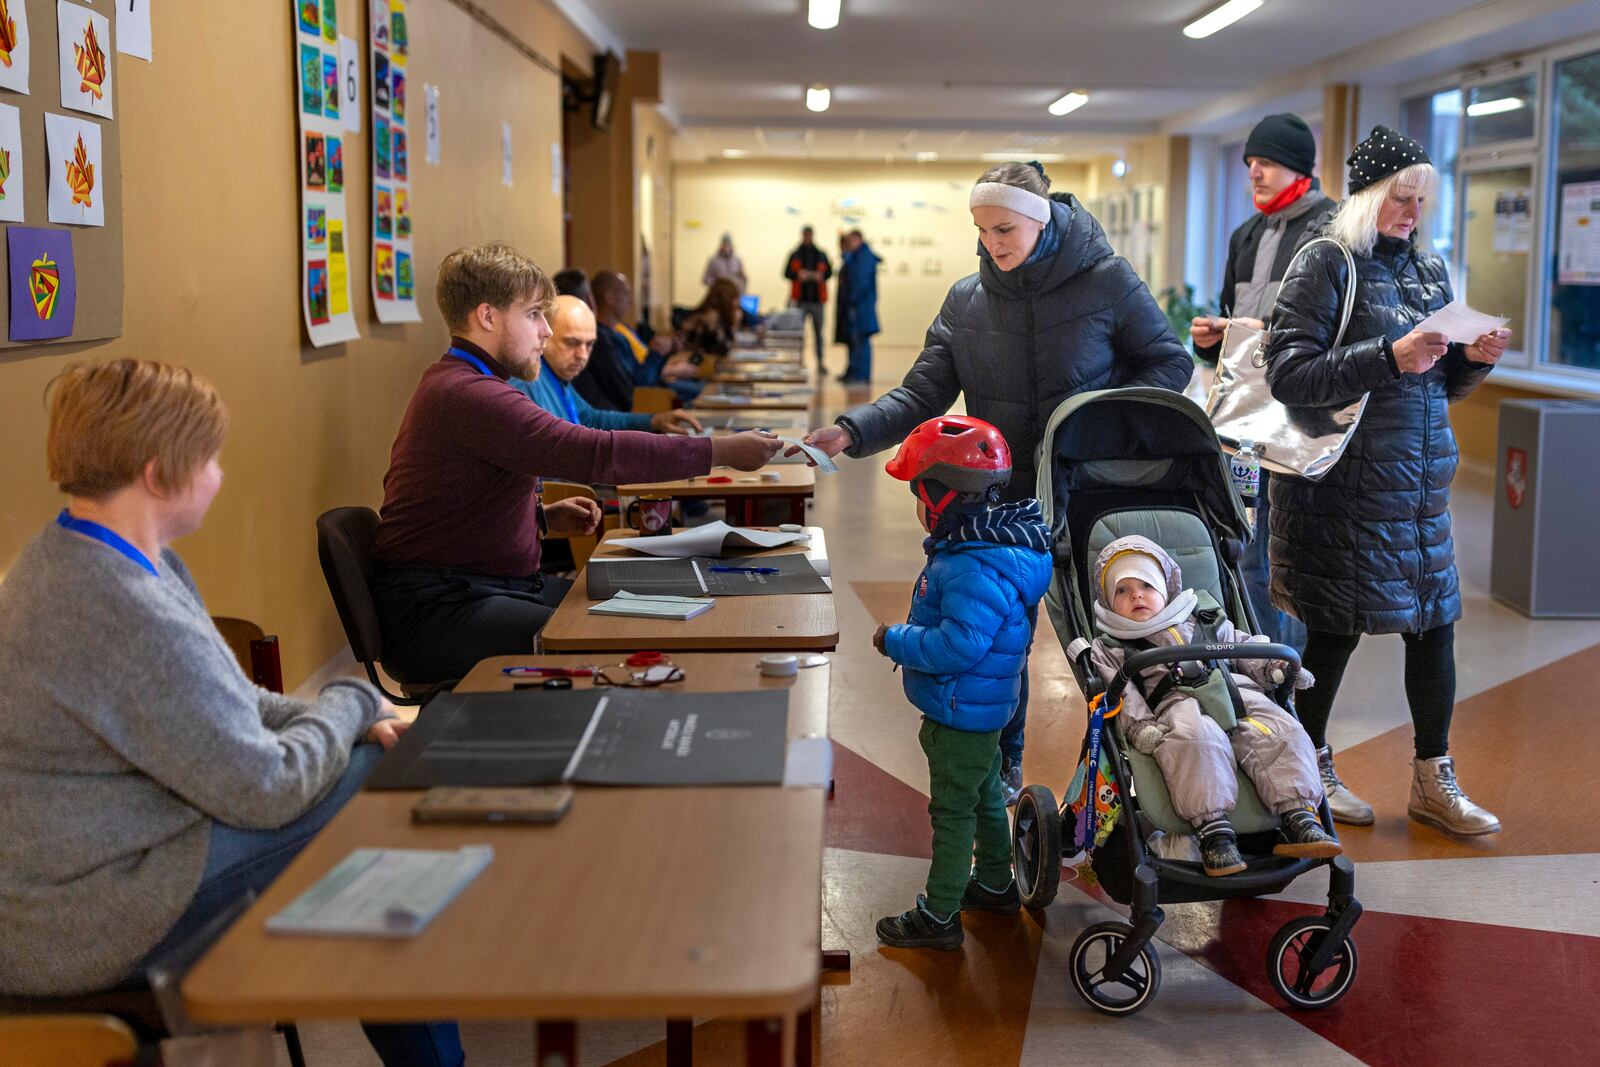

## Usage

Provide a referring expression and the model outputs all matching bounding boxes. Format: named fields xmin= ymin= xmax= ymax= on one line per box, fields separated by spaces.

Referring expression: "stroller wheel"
xmin=1266 ymin=915 xmax=1358 ymax=1010
xmin=1012 ymin=785 xmax=1061 ymax=908
xmin=1069 ymin=921 xmax=1161 ymax=1016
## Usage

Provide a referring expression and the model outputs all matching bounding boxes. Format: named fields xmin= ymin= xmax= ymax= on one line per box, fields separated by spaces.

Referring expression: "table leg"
xmin=535 ymin=1020 xmax=576 ymax=1067
xmin=744 ymin=1017 xmax=785 ymax=1067
xmin=795 ymin=1003 xmax=816 ymax=1067
xmin=666 ymin=1019 xmax=693 ymax=1066
xmin=787 ymin=495 xmax=806 ymax=525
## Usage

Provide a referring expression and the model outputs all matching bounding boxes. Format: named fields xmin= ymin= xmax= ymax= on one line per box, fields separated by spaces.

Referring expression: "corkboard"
xmin=0 ymin=0 xmax=123 ymax=349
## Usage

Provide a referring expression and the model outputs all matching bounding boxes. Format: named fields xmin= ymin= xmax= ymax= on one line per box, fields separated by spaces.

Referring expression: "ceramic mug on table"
xmin=626 ymin=494 xmax=673 ymax=536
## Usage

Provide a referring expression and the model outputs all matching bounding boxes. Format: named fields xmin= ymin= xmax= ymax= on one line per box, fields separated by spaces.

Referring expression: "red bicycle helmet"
xmin=885 ymin=415 xmax=1012 ymax=522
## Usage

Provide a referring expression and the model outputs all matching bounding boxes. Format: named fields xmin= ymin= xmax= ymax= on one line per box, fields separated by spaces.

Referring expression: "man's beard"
xmin=495 ymin=338 xmax=539 ymax=379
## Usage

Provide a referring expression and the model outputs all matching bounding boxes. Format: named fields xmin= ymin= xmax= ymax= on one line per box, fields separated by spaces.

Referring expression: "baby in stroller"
xmin=1088 ymin=535 xmax=1341 ymax=876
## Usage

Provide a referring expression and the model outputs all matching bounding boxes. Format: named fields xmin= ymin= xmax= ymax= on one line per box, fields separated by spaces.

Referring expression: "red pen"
xmin=500 ymin=666 xmax=596 ymax=677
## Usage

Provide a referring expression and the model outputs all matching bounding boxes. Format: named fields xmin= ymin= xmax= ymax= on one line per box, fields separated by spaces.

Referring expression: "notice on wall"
xmin=1492 ymin=188 xmax=1532 ymax=255
xmin=424 ymin=82 xmax=440 ymax=164
xmin=338 ymin=34 xmax=361 ymax=133
xmin=1557 ymin=181 xmax=1600 ymax=287
xmin=116 ymin=0 xmax=153 ymax=62
xmin=501 ymin=121 xmax=513 ymax=188
xmin=370 ymin=0 xmax=420 ymax=322
xmin=294 ymin=0 xmax=359 ymax=346
xmin=0 ymin=102 xmax=24 ymax=223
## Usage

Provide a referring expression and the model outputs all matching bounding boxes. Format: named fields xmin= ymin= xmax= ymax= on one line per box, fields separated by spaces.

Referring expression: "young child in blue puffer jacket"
xmin=870 ymin=416 xmax=1053 ymax=950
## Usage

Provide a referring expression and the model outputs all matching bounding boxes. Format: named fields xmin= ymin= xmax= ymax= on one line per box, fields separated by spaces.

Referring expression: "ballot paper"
xmin=611 ymin=520 xmax=810 ymax=558
xmin=1413 ymin=300 xmax=1509 ymax=345
xmin=779 ymin=436 xmax=839 ymax=473
xmin=266 ymin=845 xmax=493 ymax=937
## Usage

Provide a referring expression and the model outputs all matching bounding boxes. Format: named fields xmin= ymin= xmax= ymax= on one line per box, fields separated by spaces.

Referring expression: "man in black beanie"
xmin=1191 ymin=111 xmax=1335 ymax=653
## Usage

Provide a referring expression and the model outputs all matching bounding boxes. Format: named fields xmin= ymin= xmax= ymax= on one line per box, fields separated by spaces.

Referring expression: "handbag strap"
xmin=1279 ymin=236 xmax=1358 ymax=350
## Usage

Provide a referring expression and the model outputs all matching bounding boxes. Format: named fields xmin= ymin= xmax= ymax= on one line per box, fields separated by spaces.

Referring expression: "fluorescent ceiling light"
xmin=916 ymin=151 xmax=940 ymax=162
xmin=721 ymin=149 xmax=750 ymax=158
xmin=808 ymin=0 xmax=840 ymax=30
xmin=806 ymin=84 xmax=831 ymax=113
xmin=1048 ymin=90 xmax=1089 ymax=117
xmin=1466 ymin=97 xmax=1524 ymax=117
xmin=1183 ymin=0 xmax=1263 ymax=39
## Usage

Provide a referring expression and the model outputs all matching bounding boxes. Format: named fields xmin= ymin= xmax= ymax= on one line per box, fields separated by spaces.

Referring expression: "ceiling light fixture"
xmin=1466 ymin=97 xmax=1524 ymax=117
xmin=806 ymin=84 xmax=831 ymax=113
xmin=721 ymin=148 xmax=750 ymax=158
xmin=1048 ymin=90 xmax=1089 ymax=117
xmin=1182 ymin=0 xmax=1264 ymax=39
xmin=916 ymin=151 xmax=940 ymax=162
xmin=808 ymin=0 xmax=840 ymax=30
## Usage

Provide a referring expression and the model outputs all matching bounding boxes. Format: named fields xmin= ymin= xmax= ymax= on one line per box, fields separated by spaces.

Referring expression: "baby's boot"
xmin=1194 ymin=817 xmax=1247 ymax=877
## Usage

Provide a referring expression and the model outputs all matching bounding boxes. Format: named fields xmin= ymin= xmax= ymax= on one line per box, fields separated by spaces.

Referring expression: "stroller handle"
xmin=1108 ymin=642 xmax=1301 ymax=706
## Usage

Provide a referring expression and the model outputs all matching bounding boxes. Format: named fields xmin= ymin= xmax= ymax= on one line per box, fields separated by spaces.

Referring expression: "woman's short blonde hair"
xmin=47 ymin=360 xmax=228 ymax=498
xmin=1328 ymin=163 xmax=1438 ymax=257
xmin=435 ymin=242 xmax=557 ymax=332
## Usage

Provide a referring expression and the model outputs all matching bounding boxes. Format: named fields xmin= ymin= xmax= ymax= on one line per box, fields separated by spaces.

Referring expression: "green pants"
xmin=920 ymin=719 xmax=1012 ymax=916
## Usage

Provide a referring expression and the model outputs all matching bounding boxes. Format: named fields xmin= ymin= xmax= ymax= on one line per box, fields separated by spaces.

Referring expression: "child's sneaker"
xmin=1195 ymin=818 xmax=1247 ymax=877
xmin=876 ymin=895 xmax=963 ymax=950
xmin=1274 ymin=808 xmax=1344 ymax=859
xmin=960 ymin=876 xmax=1021 ymax=914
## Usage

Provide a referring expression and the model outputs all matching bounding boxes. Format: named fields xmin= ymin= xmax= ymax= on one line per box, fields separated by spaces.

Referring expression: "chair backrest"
xmin=632 ymin=386 xmax=676 ymax=414
xmin=211 ymin=617 xmax=284 ymax=693
xmin=315 ymin=507 xmax=385 ymax=666
xmin=0 ymin=1015 xmax=137 ymax=1067
xmin=540 ymin=481 xmax=601 ymax=568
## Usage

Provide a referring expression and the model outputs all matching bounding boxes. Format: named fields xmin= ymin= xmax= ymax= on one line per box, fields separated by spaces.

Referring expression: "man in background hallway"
xmin=784 ymin=225 xmax=833 ymax=373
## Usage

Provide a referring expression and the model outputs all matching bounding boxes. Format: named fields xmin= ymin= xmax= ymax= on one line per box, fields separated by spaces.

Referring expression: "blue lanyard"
xmin=447 ymin=346 xmax=494 ymax=377
xmin=556 ymin=380 xmax=580 ymax=424
xmin=55 ymin=509 xmax=159 ymax=577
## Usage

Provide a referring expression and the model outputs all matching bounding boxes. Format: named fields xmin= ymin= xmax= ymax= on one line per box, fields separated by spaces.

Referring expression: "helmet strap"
xmin=914 ymin=481 xmax=959 ymax=527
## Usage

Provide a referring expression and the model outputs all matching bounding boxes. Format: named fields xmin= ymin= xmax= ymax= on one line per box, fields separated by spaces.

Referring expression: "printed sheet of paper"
xmin=266 ymin=846 xmax=493 ymax=937
xmin=44 ymin=111 xmax=102 ymax=226
xmin=611 ymin=520 xmax=810 ymax=559
xmin=1558 ymin=182 xmax=1600 ymax=286
xmin=369 ymin=0 xmax=420 ymax=322
xmin=8 ymin=226 xmax=75 ymax=340
xmin=338 ymin=34 xmax=361 ymax=132
xmin=501 ymin=120 xmax=513 ymax=187
xmin=56 ymin=1 xmax=112 ymax=118
xmin=424 ymin=82 xmax=440 ymax=163
xmin=778 ymin=436 xmax=839 ymax=473
xmin=294 ymin=0 xmax=359 ymax=346
xmin=116 ymin=0 xmax=153 ymax=61
xmin=0 ymin=102 xmax=24 ymax=223
xmin=0 ymin=0 xmax=33 ymax=94
xmin=1413 ymin=300 xmax=1509 ymax=345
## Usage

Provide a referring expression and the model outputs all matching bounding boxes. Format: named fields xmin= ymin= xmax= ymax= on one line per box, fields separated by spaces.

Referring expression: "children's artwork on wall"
xmin=8 ymin=226 xmax=76 ymax=341
xmin=57 ymin=1 xmax=113 ymax=119
xmin=0 ymin=102 xmax=24 ymax=223
xmin=293 ymin=1 xmax=358 ymax=346
xmin=0 ymin=0 xmax=33 ymax=94
xmin=45 ymin=112 xmax=102 ymax=226
xmin=369 ymin=0 xmax=418 ymax=322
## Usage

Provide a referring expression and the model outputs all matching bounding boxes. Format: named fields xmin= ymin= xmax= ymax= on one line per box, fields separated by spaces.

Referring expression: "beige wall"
xmin=671 ymin=160 xmax=1090 ymax=348
xmin=0 ymin=0 xmax=579 ymax=685
xmin=634 ymin=103 xmax=676 ymax=330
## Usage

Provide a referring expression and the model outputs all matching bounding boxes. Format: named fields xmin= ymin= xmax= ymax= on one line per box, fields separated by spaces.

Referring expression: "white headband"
xmin=969 ymin=182 xmax=1051 ymax=223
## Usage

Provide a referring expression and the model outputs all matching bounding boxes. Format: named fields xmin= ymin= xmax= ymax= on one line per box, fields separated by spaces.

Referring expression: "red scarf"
xmin=1255 ymin=175 xmax=1312 ymax=215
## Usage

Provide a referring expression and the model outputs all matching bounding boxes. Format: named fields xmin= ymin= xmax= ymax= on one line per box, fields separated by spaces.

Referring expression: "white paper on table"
xmin=116 ymin=0 xmax=153 ymax=61
xmin=56 ymin=1 xmax=113 ymax=118
xmin=0 ymin=103 xmax=26 ymax=223
xmin=44 ymin=111 xmax=103 ymax=226
xmin=611 ymin=520 xmax=809 ymax=558
xmin=0 ymin=0 xmax=31 ymax=94
xmin=778 ymin=436 xmax=839 ymax=473
xmin=339 ymin=35 xmax=362 ymax=132
xmin=1412 ymin=300 xmax=1508 ymax=345
xmin=266 ymin=845 xmax=493 ymax=938
xmin=783 ymin=738 xmax=834 ymax=788
xmin=424 ymin=83 xmax=441 ymax=164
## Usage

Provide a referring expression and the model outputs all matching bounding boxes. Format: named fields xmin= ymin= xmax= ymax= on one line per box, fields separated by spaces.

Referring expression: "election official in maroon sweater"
xmin=372 ymin=243 xmax=780 ymax=683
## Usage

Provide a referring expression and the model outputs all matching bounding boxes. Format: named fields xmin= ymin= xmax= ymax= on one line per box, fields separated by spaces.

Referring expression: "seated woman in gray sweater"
xmin=0 ymin=361 xmax=462 ymax=1067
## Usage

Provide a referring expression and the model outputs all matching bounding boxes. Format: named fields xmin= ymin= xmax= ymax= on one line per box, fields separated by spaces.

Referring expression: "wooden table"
xmin=539 ymin=527 xmax=837 ymax=654
xmin=620 ymin=463 xmax=814 ymax=525
xmin=694 ymin=389 xmax=814 ymax=413
xmin=182 ymin=653 xmax=829 ymax=1066
xmin=714 ymin=366 xmax=811 ymax=385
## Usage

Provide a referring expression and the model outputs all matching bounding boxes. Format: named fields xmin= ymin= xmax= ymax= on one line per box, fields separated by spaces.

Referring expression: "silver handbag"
xmin=1205 ymin=236 xmax=1366 ymax=481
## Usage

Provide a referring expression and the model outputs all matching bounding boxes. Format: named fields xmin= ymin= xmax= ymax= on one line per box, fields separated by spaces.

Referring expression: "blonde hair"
xmin=1328 ymin=163 xmax=1437 ymax=257
xmin=47 ymin=361 xmax=228 ymax=498
xmin=977 ymin=161 xmax=1051 ymax=196
xmin=435 ymin=242 xmax=557 ymax=332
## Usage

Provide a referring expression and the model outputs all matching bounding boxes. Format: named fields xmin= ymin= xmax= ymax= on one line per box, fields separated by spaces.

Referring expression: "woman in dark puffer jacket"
xmin=1266 ymin=126 xmax=1510 ymax=837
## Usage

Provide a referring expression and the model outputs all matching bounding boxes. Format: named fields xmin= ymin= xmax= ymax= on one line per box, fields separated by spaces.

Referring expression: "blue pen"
xmin=709 ymin=565 xmax=780 ymax=574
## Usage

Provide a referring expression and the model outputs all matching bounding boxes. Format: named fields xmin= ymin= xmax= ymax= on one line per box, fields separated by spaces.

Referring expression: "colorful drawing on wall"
xmin=374 ymin=53 xmax=390 ymax=110
xmin=57 ymin=1 xmax=113 ymax=118
xmin=396 ymin=251 xmax=413 ymax=300
xmin=299 ymin=0 xmax=320 ymax=36
xmin=328 ymin=219 xmax=350 ymax=315
xmin=390 ymin=3 xmax=408 ymax=63
xmin=307 ymin=259 xmax=330 ymax=324
xmin=395 ymin=188 xmax=410 ymax=238
xmin=320 ymin=0 xmax=337 ymax=42
xmin=304 ymin=132 xmax=326 ymax=190
xmin=307 ymin=206 xmax=327 ymax=247
xmin=375 ymin=243 xmax=394 ymax=299
xmin=8 ymin=226 xmax=76 ymax=341
xmin=44 ymin=112 xmax=102 ymax=226
xmin=392 ymin=130 xmax=407 ymax=180
xmin=0 ymin=0 xmax=32 ymax=95
xmin=300 ymin=43 xmax=322 ymax=114
xmin=392 ymin=71 xmax=405 ymax=122
xmin=374 ymin=185 xmax=392 ymax=239
xmin=322 ymin=52 xmax=340 ymax=120
xmin=374 ymin=114 xmax=391 ymax=177
xmin=327 ymin=136 xmax=343 ymax=192
xmin=371 ymin=0 xmax=389 ymax=50
xmin=0 ymin=102 xmax=24 ymax=223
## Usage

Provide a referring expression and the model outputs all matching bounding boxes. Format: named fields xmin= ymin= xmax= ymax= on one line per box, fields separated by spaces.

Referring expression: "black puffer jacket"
xmin=1265 ymin=232 xmax=1493 ymax=635
xmin=836 ymin=194 xmax=1192 ymax=502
